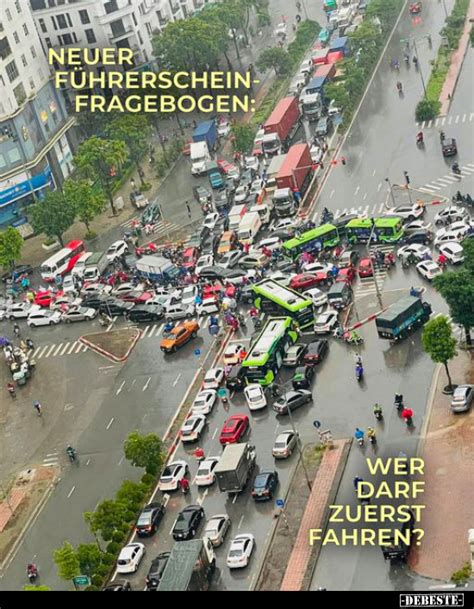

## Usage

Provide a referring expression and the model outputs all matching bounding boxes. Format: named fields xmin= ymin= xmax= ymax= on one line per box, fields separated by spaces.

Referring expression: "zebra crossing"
xmin=354 ymin=244 xmax=393 ymax=298
xmin=42 ymin=451 xmax=60 ymax=468
xmin=416 ymin=112 xmax=474 ymax=130
xmin=120 ymin=216 xmax=182 ymax=238
xmin=417 ymin=163 xmax=474 ymax=195
xmin=312 ymin=201 xmax=387 ymax=223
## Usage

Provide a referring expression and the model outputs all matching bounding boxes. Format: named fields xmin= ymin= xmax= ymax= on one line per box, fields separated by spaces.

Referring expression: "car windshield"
xmin=248 ymin=392 xmax=261 ymax=403
xmin=198 ymin=467 xmax=210 ymax=475
xmin=174 ymin=515 xmax=188 ymax=531
xmin=254 ymin=475 xmax=269 ymax=488
xmin=274 ymin=441 xmax=287 ymax=449
xmin=137 ymin=513 xmax=151 ymax=526
xmin=228 ymin=548 xmax=243 ymax=557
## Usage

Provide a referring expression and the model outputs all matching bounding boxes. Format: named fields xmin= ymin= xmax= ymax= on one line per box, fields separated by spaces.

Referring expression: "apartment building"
xmin=0 ymin=0 xmax=74 ymax=231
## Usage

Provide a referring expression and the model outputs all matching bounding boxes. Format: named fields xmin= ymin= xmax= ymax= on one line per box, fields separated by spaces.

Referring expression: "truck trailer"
xmin=273 ymin=143 xmax=313 ymax=217
xmin=214 ymin=442 xmax=256 ymax=493
xmin=375 ymin=296 xmax=432 ymax=342
xmin=262 ymin=97 xmax=300 ymax=157
xmin=157 ymin=539 xmax=216 ymax=591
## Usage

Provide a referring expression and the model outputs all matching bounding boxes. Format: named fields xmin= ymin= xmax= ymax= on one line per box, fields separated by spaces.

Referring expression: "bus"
xmin=241 ymin=316 xmax=299 ymax=386
xmin=374 ymin=217 xmax=404 ymax=243
xmin=252 ymin=279 xmax=314 ymax=329
xmin=345 ymin=217 xmax=404 ymax=244
xmin=40 ymin=239 xmax=86 ymax=282
xmin=282 ymin=224 xmax=340 ymax=259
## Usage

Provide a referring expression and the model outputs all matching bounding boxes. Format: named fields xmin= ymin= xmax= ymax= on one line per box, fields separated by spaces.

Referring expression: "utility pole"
xmin=366 ymin=220 xmax=383 ymax=308
xmin=385 ymin=177 xmax=396 ymax=208
xmin=412 ymin=38 xmax=427 ymax=98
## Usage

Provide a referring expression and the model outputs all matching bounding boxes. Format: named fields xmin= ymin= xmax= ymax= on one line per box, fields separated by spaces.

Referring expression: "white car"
xmin=180 ymin=414 xmax=207 ymax=443
xmin=289 ymin=74 xmax=306 ymax=95
xmin=191 ymin=390 xmax=217 ymax=416
xmin=299 ymin=58 xmax=313 ymax=76
xmin=62 ymin=274 xmax=76 ymax=294
xmin=434 ymin=206 xmax=469 ymax=226
xmin=439 ymin=242 xmax=464 ymax=264
xmin=111 ymin=282 xmax=136 ymax=297
xmin=255 ymin=236 xmax=282 ymax=252
xmin=227 ymin=534 xmax=255 ymax=569
xmin=195 ymin=457 xmax=220 ymax=487
xmin=204 ymin=514 xmax=231 ymax=547
xmin=225 ymin=269 xmax=257 ymax=286
xmin=116 ymin=543 xmax=146 ymax=574
xmin=302 ymin=261 xmax=333 ymax=274
xmin=244 ymin=384 xmax=267 ymax=411
xmin=416 ymin=260 xmax=442 ymax=281
xmin=223 ymin=343 xmax=246 ymax=366
xmin=271 ymin=217 xmax=301 ymax=232
xmin=310 ymin=145 xmax=323 ymax=164
xmin=434 ymin=226 xmax=468 ymax=247
xmin=234 ymin=184 xmax=250 ymax=204
xmin=196 ymin=254 xmax=214 ymax=276
xmin=219 ymin=250 xmax=243 ymax=269
xmin=106 ymin=240 xmax=128 ymax=262
xmin=27 ymin=309 xmax=62 ymax=327
xmin=180 ymin=285 xmax=198 ymax=307
xmin=405 ymin=219 xmax=432 ymax=233
xmin=202 ymin=367 xmax=225 ymax=390
xmin=385 ymin=204 xmax=424 ymax=220
xmin=397 ymin=244 xmax=432 ymax=261
xmin=217 ymin=120 xmax=231 ymax=138
xmin=196 ymin=298 xmax=220 ymax=316
xmin=5 ymin=302 xmax=37 ymax=320
xmin=158 ymin=460 xmax=188 ymax=492
xmin=314 ymin=310 xmax=339 ymax=334
xmin=268 ymin=271 xmax=292 ymax=286
xmin=272 ymin=430 xmax=299 ymax=459
xmin=305 ymin=287 xmax=328 ymax=307
xmin=81 ymin=282 xmax=111 ymax=296
xmin=327 ymin=99 xmax=341 ymax=117
xmin=164 ymin=302 xmax=195 ymax=321
xmin=203 ymin=212 xmax=220 ymax=230
xmin=244 ymin=156 xmax=260 ymax=172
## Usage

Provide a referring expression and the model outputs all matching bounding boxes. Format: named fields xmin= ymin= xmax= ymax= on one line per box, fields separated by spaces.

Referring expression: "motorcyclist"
xmin=373 ymin=403 xmax=383 ymax=417
xmin=401 ymin=407 xmax=414 ymax=425
xmin=439 ymin=130 xmax=445 ymax=142
xmin=394 ymin=393 xmax=404 ymax=409
xmin=416 ymin=131 xmax=424 ymax=143
xmin=164 ymin=320 xmax=174 ymax=333
xmin=334 ymin=326 xmax=344 ymax=339
xmin=7 ymin=382 xmax=15 ymax=396
xmin=354 ymin=352 xmax=362 ymax=366
xmin=452 ymin=162 xmax=460 ymax=174
xmin=403 ymin=52 xmax=410 ymax=64
xmin=412 ymin=55 xmax=418 ymax=66
xmin=27 ymin=563 xmax=38 ymax=579
xmin=66 ymin=445 xmax=76 ymax=461
xmin=13 ymin=323 xmax=20 ymax=337
xmin=350 ymin=330 xmax=361 ymax=344
xmin=396 ymin=81 xmax=403 ymax=92
xmin=354 ymin=428 xmax=364 ymax=442
xmin=437 ymin=253 xmax=447 ymax=267
xmin=410 ymin=286 xmax=420 ymax=297
xmin=367 ymin=427 xmax=376 ymax=442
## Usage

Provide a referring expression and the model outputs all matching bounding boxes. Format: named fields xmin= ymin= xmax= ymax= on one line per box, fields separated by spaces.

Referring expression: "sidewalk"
xmin=409 ymin=350 xmax=474 ymax=580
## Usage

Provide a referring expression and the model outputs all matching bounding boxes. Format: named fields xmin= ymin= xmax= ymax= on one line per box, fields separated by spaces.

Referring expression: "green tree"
xmin=63 ymin=179 xmax=105 ymax=235
xmin=105 ymin=115 xmax=150 ymax=185
xmin=0 ymin=226 xmax=24 ymax=270
xmin=231 ymin=123 xmax=256 ymax=154
xmin=30 ymin=191 xmax=76 ymax=247
xmin=257 ymin=47 xmax=291 ymax=76
xmin=53 ymin=541 xmax=80 ymax=585
xmin=74 ymin=136 xmax=128 ymax=215
xmin=422 ymin=316 xmax=458 ymax=392
xmin=124 ymin=431 xmax=165 ymax=476
xmin=76 ymin=543 xmax=103 ymax=578
xmin=116 ymin=480 xmax=147 ymax=511
xmin=84 ymin=500 xmax=128 ymax=542
xmin=23 ymin=585 xmax=52 ymax=591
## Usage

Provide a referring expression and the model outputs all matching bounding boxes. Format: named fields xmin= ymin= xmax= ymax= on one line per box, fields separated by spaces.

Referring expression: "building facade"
xmin=0 ymin=0 xmax=74 ymax=231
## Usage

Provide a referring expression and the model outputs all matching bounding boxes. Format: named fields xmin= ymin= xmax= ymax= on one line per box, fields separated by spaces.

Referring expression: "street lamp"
xmin=385 ymin=177 xmax=396 ymax=208
xmin=403 ymin=170 xmax=413 ymax=205
xmin=412 ymin=38 xmax=428 ymax=98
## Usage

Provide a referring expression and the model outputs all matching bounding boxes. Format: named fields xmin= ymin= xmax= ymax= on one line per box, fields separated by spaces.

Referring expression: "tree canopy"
xmin=124 ymin=431 xmax=165 ymax=476
xmin=30 ymin=191 xmax=76 ymax=246
xmin=0 ymin=226 xmax=23 ymax=270
xmin=422 ymin=315 xmax=458 ymax=390
xmin=53 ymin=541 xmax=80 ymax=583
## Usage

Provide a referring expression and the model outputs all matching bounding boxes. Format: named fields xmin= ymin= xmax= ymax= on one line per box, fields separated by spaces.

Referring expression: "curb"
xmin=79 ymin=329 xmax=141 ymax=363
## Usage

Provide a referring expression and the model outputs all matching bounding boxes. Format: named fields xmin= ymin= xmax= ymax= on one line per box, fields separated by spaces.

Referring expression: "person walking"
xmin=33 ymin=400 xmax=42 ymax=416
xmin=185 ymin=201 xmax=192 ymax=219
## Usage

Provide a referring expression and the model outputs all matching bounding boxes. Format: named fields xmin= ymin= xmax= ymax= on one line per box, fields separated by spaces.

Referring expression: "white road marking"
xmin=440 ymin=117 xmax=446 ymax=125
xmin=362 ymin=193 xmax=367 ymax=201
xmin=141 ymin=326 xmax=150 ymax=339
xmin=238 ymin=514 xmax=245 ymax=529
xmin=106 ymin=417 xmax=114 ymax=430
xmin=169 ymin=519 xmax=178 ymax=535
xmin=116 ymin=380 xmax=125 ymax=395
xmin=32 ymin=347 xmax=40 ymax=358
xmin=329 ymin=189 xmax=335 ymax=199
xmin=86 ymin=459 xmax=91 ymax=465
xmin=36 ymin=345 xmax=49 ymax=358
xmin=142 ymin=376 xmax=151 ymax=391
xmin=447 ymin=116 xmax=452 ymax=124
xmin=67 ymin=341 xmax=77 ymax=355
xmin=52 ymin=343 xmax=63 ymax=357
xmin=173 ymin=373 xmax=182 ymax=387
xmin=148 ymin=324 xmax=158 ymax=337
xmin=424 ymin=182 xmax=441 ymax=190
xmin=354 ymin=185 xmax=360 ymax=196
xmin=427 ymin=120 xmax=432 ymax=128
xmin=372 ymin=169 xmax=376 ymax=176
xmin=462 ymin=114 xmax=466 ymax=122
xmin=418 ymin=187 xmax=437 ymax=194
xmin=118 ymin=456 xmax=124 ymax=466
xmin=436 ymin=177 xmax=455 ymax=185
xmin=455 ymin=115 xmax=459 ymax=124
xmin=73 ymin=342 xmax=82 ymax=353
xmin=212 ymin=428 xmax=218 ymax=440
xmin=67 ymin=486 xmax=76 ymax=498
xmin=59 ymin=342 xmax=70 ymax=356
xmin=80 ymin=344 xmax=88 ymax=352
xmin=197 ymin=488 xmax=208 ymax=506
xmin=232 ymin=493 xmax=238 ymax=504
xmin=434 ymin=118 xmax=439 ymax=126
xmin=44 ymin=344 xmax=56 ymax=358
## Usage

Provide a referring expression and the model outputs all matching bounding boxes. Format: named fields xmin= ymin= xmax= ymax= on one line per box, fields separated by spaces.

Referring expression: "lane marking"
xmin=212 ymin=428 xmax=218 ymax=440
xmin=67 ymin=486 xmax=76 ymax=498
xmin=142 ymin=377 xmax=151 ymax=392
xmin=52 ymin=343 xmax=63 ymax=357
xmin=455 ymin=115 xmax=459 ymax=124
xmin=462 ymin=113 xmax=466 ymax=123
xmin=67 ymin=341 xmax=77 ymax=355
xmin=440 ymin=117 xmax=446 ymax=125
xmin=44 ymin=344 xmax=56 ymax=358
xmin=36 ymin=345 xmax=49 ymax=358
xmin=148 ymin=324 xmax=158 ymax=337
xmin=141 ymin=326 xmax=150 ymax=339
xmin=329 ymin=189 xmax=335 ymax=199
xmin=354 ymin=185 xmax=360 ymax=196
xmin=59 ymin=342 xmax=70 ymax=356
xmin=173 ymin=373 xmax=182 ymax=387
xmin=238 ymin=514 xmax=245 ymax=529
xmin=116 ymin=380 xmax=125 ymax=395
xmin=106 ymin=417 xmax=114 ymax=430
xmin=118 ymin=456 xmax=125 ymax=466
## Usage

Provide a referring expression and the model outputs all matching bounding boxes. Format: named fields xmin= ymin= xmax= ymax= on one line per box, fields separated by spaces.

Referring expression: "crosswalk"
xmin=120 ymin=217 xmax=183 ymax=238
xmin=42 ymin=451 xmax=60 ymax=468
xmin=354 ymin=244 xmax=393 ymax=298
xmin=312 ymin=201 xmax=387 ymax=223
xmin=416 ymin=112 xmax=474 ymax=129
xmin=417 ymin=163 xmax=474 ymax=195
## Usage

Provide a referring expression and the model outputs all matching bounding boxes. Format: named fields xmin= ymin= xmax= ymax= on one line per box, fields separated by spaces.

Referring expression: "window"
xmin=56 ymin=14 xmax=71 ymax=29
xmin=45 ymin=37 xmax=52 ymax=48
xmin=85 ymin=29 xmax=96 ymax=44
xmin=15 ymin=0 xmax=22 ymax=13
xmin=30 ymin=0 xmax=47 ymax=9
xmin=13 ymin=31 xmax=19 ymax=44
xmin=132 ymin=12 xmax=137 ymax=26
xmin=38 ymin=18 xmax=47 ymax=33
xmin=0 ymin=37 xmax=12 ymax=60
xmin=6 ymin=60 xmax=19 ymax=83
xmin=48 ymin=0 xmax=57 ymax=7
xmin=145 ymin=22 xmax=152 ymax=36
xmin=30 ymin=45 xmax=37 ymax=58
xmin=29 ymin=77 xmax=35 ymax=90
xmin=59 ymin=33 xmax=73 ymax=45
xmin=21 ymin=54 xmax=27 ymax=67
xmin=73 ymin=32 xmax=78 ymax=43
xmin=79 ymin=9 xmax=90 ymax=24
xmin=23 ymin=24 xmax=29 ymax=36
xmin=5 ymin=9 xmax=12 ymax=21
xmin=138 ymin=31 xmax=143 ymax=44
xmin=104 ymin=0 xmax=119 ymax=15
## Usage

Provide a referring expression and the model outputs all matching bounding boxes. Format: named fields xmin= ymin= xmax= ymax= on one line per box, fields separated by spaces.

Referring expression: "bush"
xmin=141 ymin=473 xmax=155 ymax=488
xmin=84 ymin=585 xmax=100 ymax=591
xmin=95 ymin=563 xmax=111 ymax=577
xmin=106 ymin=541 xmax=120 ymax=555
xmin=91 ymin=574 xmax=104 ymax=587
xmin=84 ymin=230 xmax=97 ymax=240
xmin=415 ymin=99 xmax=440 ymax=121
xmin=139 ymin=182 xmax=151 ymax=192
xmin=101 ymin=552 xmax=116 ymax=566
xmin=451 ymin=561 xmax=471 ymax=585
xmin=112 ymin=530 xmax=126 ymax=544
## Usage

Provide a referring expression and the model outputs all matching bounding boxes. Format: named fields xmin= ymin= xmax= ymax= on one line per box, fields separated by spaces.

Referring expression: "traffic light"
xmin=404 ymin=171 xmax=410 ymax=185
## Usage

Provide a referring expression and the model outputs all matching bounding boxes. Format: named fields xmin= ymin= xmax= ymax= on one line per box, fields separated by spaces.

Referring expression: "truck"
xmin=249 ymin=203 xmax=271 ymax=225
xmin=329 ymin=35 xmax=350 ymax=56
xmin=157 ymin=539 xmax=216 ymax=591
xmin=300 ymin=91 xmax=323 ymax=121
xmin=381 ymin=510 xmax=415 ymax=564
xmin=82 ymin=252 xmax=109 ymax=282
xmin=228 ymin=204 xmax=248 ymax=231
xmin=214 ymin=442 xmax=256 ymax=493
xmin=262 ymin=96 xmax=300 ymax=157
xmin=313 ymin=62 xmax=337 ymax=82
xmin=190 ymin=141 xmax=211 ymax=176
xmin=265 ymin=153 xmax=287 ymax=193
xmin=273 ymin=143 xmax=313 ymax=217
xmin=135 ymin=255 xmax=179 ymax=283
xmin=375 ymin=296 xmax=432 ymax=342
xmin=304 ymin=75 xmax=328 ymax=98
xmin=206 ymin=160 xmax=224 ymax=189
xmin=192 ymin=120 xmax=218 ymax=151
xmin=237 ymin=211 xmax=262 ymax=245
xmin=336 ymin=5 xmax=357 ymax=32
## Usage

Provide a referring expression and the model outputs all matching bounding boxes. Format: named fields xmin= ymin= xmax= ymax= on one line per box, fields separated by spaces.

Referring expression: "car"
xmin=214 ymin=189 xmax=231 ymax=213
xmin=158 ymin=460 xmax=188 ymax=492
xmin=397 ymin=244 xmax=432 ymax=262
xmin=116 ymin=543 xmax=146 ymax=574
xmin=204 ymin=514 xmax=231 ymax=547
xmin=291 ymin=365 xmax=315 ymax=390
xmin=271 ymin=217 xmax=301 ymax=232
xmin=180 ymin=414 xmax=207 ymax=443
xmin=304 ymin=339 xmax=329 ymax=364
xmin=195 ymin=457 xmax=220 ymax=487
xmin=223 ymin=343 xmax=245 ymax=366
xmin=358 ymin=257 xmax=373 ymax=278
xmin=290 ymin=273 xmax=327 ymax=291
xmin=198 ymin=265 xmax=231 ymax=280
xmin=51 ymin=295 xmax=82 ymax=311
xmin=252 ymin=471 xmax=279 ymax=501
xmin=127 ymin=304 xmax=164 ymax=323
xmin=131 ymin=192 xmax=149 ymax=209
xmin=193 ymin=185 xmax=212 ymax=205
xmin=5 ymin=302 xmax=37 ymax=320
xmin=179 ymin=285 xmax=198 ymax=308
xmin=299 ymin=58 xmax=313 ymax=76
xmin=111 ymin=282 xmax=136 ymax=297
xmin=336 ymin=266 xmax=356 ymax=284
xmin=172 ymin=505 xmax=204 ymax=541
xmin=226 ymin=534 xmax=255 ymax=569
xmin=164 ymin=302 xmax=195 ymax=321
xmin=226 ymin=364 xmax=246 ymax=391
xmin=315 ymin=116 xmax=332 ymax=137
xmin=244 ymin=384 xmax=267 ymax=411
xmin=27 ymin=309 xmax=62 ymax=327
xmin=339 ymin=250 xmax=359 ymax=268
xmin=450 ymin=384 xmax=473 ymax=413
xmin=81 ymin=295 xmax=107 ymax=309
xmin=141 ymin=201 xmax=162 ymax=225
xmin=145 ymin=552 xmax=171 ymax=591
xmin=1 ymin=264 xmax=33 ymax=283
xmin=103 ymin=580 xmax=132 ymax=591
xmin=404 ymin=220 xmax=432 ymax=233
xmin=196 ymin=297 xmax=220 ymax=316
xmin=191 ymin=390 xmax=217 ymax=416
xmin=267 ymin=271 xmax=292 ymax=286
xmin=234 ymin=184 xmax=250 ymax=204
xmin=439 ymin=242 xmax=464 ymax=264
xmin=272 ymin=430 xmax=299 ymax=458
xmin=416 ymin=260 xmax=443 ymax=281
xmin=403 ymin=229 xmax=433 ymax=245
xmin=217 ymin=231 xmax=237 ymax=256
xmin=314 ymin=311 xmax=339 ymax=334
xmin=99 ymin=298 xmax=134 ymax=316
xmin=106 ymin=240 xmax=128 ymax=262
xmin=441 ymin=137 xmax=457 ymax=156
xmin=244 ymin=156 xmax=260 ymax=172
xmin=310 ymin=144 xmax=324 ymax=164
xmin=272 ymin=389 xmax=312 ymax=415
xmin=434 ymin=206 xmax=469 ymax=226
xmin=219 ymin=414 xmax=249 ymax=445
xmin=239 ymin=254 xmax=269 ymax=269
xmin=217 ymin=119 xmax=231 ymax=138
xmin=289 ymin=73 xmax=307 ymax=95
xmin=135 ymin=502 xmax=165 ymax=537
xmin=61 ymin=274 xmax=77 ymax=294
xmin=283 ymin=343 xmax=307 ymax=367
xmin=182 ymin=246 xmax=200 ymax=272
xmin=327 ymin=99 xmax=341 ymax=117
xmin=203 ymin=212 xmax=220 ymax=230
xmin=302 ymin=261 xmax=333 ymax=275
xmin=160 ymin=320 xmax=200 ymax=353
xmin=62 ymin=306 xmax=98 ymax=323
xmin=434 ymin=227 xmax=467 ymax=247
xmin=202 ymin=367 xmax=225 ymax=390
xmin=255 ymin=236 xmax=282 ymax=252
xmin=121 ymin=290 xmax=154 ymax=305
xmin=33 ymin=289 xmax=55 ymax=308
xmin=195 ymin=254 xmax=214 ymax=276
xmin=218 ymin=250 xmax=241 ymax=269
xmin=385 ymin=204 xmax=424 ymax=221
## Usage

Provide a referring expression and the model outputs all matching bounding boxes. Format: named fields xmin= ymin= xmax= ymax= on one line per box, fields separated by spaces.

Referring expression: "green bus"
xmin=241 ymin=316 xmax=299 ymax=386
xmin=252 ymin=279 xmax=314 ymax=329
xmin=282 ymin=224 xmax=340 ymax=259
xmin=345 ymin=217 xmax=404 ymax=244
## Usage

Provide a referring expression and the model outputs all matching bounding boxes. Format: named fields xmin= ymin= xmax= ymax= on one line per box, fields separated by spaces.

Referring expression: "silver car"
xmin=272 ymin=430 xmax=299 ymax=459
xmin=450 ymin=385 xmax=473 ymax=413
xmin=204 ymin=514 xmax=231 ymax=547
xmin=62 ymin=307 xmax=98 ymax=323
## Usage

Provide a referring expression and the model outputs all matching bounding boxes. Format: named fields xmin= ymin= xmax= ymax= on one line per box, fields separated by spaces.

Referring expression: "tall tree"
xmin=84 ymin=500 xmax=128 ymax=542
xmin=74 ymin=136 xmax=128 ymax=216
xmin=124 ymin=431 xmax=165 ymax=476
xmin=63 ymin=179 xmax=105 ymax=234
xmin=105 ymin=115 xmax=150 ymax=185
xmin=30 ymin=191 xmax=76 ymax=247
xmin=422 ymin=316 xmax=458 ymax=392
xmin=76 ymin=544 xmax=102 ymax=578
xmin=257 ymin=47 xmax=291 ymax=75
xmin=53 ymin=542 xmax=80 ymax=587
xmin=0 ymin=227 xmax=24 ymax=270
xmin=231 ymin=123 xmax=256 ymax=154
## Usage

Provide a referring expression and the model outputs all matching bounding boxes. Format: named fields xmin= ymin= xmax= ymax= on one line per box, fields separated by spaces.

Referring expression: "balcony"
xmin=109 ymin=26 xmax=134 ymax=43
xmin=170 ymin=2 xmax=181 ymax=14
xmin=98 ymin=3 xmax=134 ymax=25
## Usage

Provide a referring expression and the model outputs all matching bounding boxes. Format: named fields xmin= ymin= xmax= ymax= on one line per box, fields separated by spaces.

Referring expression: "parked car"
xmin=272 ymin=390 xmax=312 ymax=415
xmin=450 ymin=384 xmax=473 ymax=413
xmin=172 ymin=505 xmax=204 ymax=541
xmin=204 ymin=514 xmax=231 ymax=547
xmin=191 ymin=390 xmax=217 ymax=416
xmin=135 ymin=503 xmax=165 ymax=537
xmin=116 ymin=543 xmax=146 ymax=574
xmin=272 ymin=430 xmax=299 ymax=459
xmin=226 ymin=534 xmax=255 ymax=569
xmin=202 ymin=367 xmax=225 ymax=390
xmin=251 ymin=471 xmax=279 ymax=501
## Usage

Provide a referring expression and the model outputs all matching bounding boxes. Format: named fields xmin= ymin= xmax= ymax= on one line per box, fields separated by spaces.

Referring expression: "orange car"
xmin=217 ymin=231 xmax=237 ymax=256
xmin=160 ymin=320 xmax=199 ymax=353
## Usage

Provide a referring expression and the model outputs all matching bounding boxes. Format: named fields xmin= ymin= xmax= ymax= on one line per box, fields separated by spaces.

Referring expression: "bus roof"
xmin=374 ymin=216 xmax=403 ymax=227
xmin=282 ymin=223 xmax=337 ymax=250
xmin=346 ymin=218 xmax=373 ymax=229
xmin=65 ymin=239 xmax=84 ymax=249
xmin=243 ymin=317 xmax=292 ymax=366
xmin=41 ymin=247 xmax=71 ymax=267
xmin=252 ymin=279 xmax=312 ymax=311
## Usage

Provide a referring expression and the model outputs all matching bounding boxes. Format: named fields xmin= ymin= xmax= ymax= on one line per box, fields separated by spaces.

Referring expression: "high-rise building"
xmin=0 ymin=0 xmax=74 ymax=231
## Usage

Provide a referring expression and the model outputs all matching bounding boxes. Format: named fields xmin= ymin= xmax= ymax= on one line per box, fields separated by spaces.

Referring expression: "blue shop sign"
xmin=0 ymin=167 xmax=52 ymax=207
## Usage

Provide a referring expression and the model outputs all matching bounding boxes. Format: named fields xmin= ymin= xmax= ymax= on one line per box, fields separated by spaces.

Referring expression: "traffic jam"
xmin=2 ymin=0 xmax=474 ymax=592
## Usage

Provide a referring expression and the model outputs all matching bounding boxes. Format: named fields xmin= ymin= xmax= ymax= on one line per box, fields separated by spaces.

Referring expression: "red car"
xmin=336 ymin=267 xmax=356 ymax=284
xmin=219 ymin=414 xmax=249 ymax=445
xmin=34 ymin=289 xmax=56 ymax=308
xmin=121 ymin=290 xmax=153 ymax=304
xmin=182 ymin=247 xmax=199 ymax=271
xmin=217 ymin=159 xmax=239 ymax=175
xmin=290 ymin=273 xmax=328 ymax=291
xmin=202 ymin=281 xmax=224 ymax=299
xmin=358 ymin=258 xmax=373 ymax=278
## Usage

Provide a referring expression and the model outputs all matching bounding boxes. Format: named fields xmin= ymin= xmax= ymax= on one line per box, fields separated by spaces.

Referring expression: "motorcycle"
xmin=27 ymin=564 xmax=38 ymax=581
xmin=452 ymin=163 xmax=461 ymax=175
xmin=368 ymin=434 xmax=376 ymax=445
xmin=394 ymin=394 xmax=404 ymax=411
xmin=416 ymin=133 xmax=424 ymax=146
xmin=355 ymin=365 xmax=364 ymax=382
xmin=374 ymin=408 xmax=383 ymax=422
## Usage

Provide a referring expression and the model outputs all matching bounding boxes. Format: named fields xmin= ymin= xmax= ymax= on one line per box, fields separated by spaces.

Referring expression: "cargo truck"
xmin=82 ymin=252 xmax=109 ymax=282
xmin=262 ymin=97 xmax=300 ymax=157
xmin=238 ymin=211 xmax=262 ymax=245
xmin=192 ymin=120 xmax=218 ymax=151
xmin=375 ymin=296 xmax=432 ymax=342
xmin=300 ymin=91 xmax=323 ymax=121
xmin=157 ymin=539 xmax=216 ymax=591
xmin=214 ymin=442 xmax=256 ymax=493
xmin=265 ymin=154 xmax=287 ymax=192
xmin=273 ymin=143 xmax=313 ymax=217
xmin=190 ymin=141 xmax=211 ymax=176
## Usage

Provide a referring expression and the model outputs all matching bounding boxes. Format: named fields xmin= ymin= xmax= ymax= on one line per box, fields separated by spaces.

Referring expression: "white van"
xmin=72 ymin=252 xmax=93 ymax=277
xmin=228 ymin=204 xmax=248 ymax=231
xmin=190 ymin=141 xmax=211 ymax=176
xmin=237 ymin=212 xmax=262 ymax=245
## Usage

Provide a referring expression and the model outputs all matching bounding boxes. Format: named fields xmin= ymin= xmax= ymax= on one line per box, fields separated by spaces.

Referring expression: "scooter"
xmin=394 ymin=394 xmax=404 ymax=411
xmin=368 ymin=434 xmax=376 ymax=445
xmin=374 ymin=408 xmax=383 ymax=422
xmin=27 ymin=564 xmax=38 ymax=581
xmin=452 ymin=163 xmax=461 ymax=175
xmin=355 ymin=365 xmax=363 ymax=382
xmin=356 ymin=435 xmax=364 ymax=448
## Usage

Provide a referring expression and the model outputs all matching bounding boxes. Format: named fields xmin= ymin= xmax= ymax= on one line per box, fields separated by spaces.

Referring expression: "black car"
xmin=240 ymin=285 xmax=255 ymax=304
xmin=99 ymin=298 xmax=134 ymax=316
xmin=1 ymin=264 xmax=34 ymax=283
xmin=193 ymin=185 xmax=212 ymax=205
xmin=303 ymin=339 xmax=329 ymax=365
xmin=214 ymin=190 xmax=231 ymax=212
xmin=201 ymin=233 xmax=221 ymax=256
xmin=272 ymin=389 xmax=313 ymax=415
xmin=292 ymin=365 xmax=315 ymax=390
xmin=127 ymin=304 xmax=164 ymax=323
xmin=199 ymin=266 xmax=231 ymax=280
xmin=145 ymin=552 xmax=171 ymax=591
xmin=226 ymin=365 xmax=246 ymax=391
xmin=441 ymin=137 xmax=457 ymax=157
xmin=251 ymin=471 xmax=279 ymax=501
xmin=103 ymin=580 xmax=132 ymax=591
xmin=172 ymin=504 xmax=204 ymax=541
xmin=141 ymin=201 xmax=162 ymax=226
xmin=272 ymin=229 xmax=294 ymax=241
xmin=403 ymin=230 xmax=432 ymax=245
xmin=135 ymin=502 xmax=165 ymax=537
xmin=82 ymin=294 xmax=108 ymax=309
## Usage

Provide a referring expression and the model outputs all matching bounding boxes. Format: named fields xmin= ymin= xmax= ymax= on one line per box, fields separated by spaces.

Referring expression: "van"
xmin=72 ymin=252 xmax=93 ymax=277
xmin=327 ymin=282 xmax=352 ymax=309
xmin=237 ymin=212 xmax=262 ymax=245
xmin=228 ymin=205 xmax=248 ymax=231
xmin=190 ymin=141 xmax=211 ymax=176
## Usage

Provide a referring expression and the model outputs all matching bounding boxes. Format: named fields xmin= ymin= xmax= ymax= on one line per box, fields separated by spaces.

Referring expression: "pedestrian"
xmin=353 ymin=476 xmax=363 ymax=491
xmin=130 ymin=178 xmax=136 ymax=190
xmin=341 ymin=156 xmax=346 ymax=166
xmin=33 ymin=400 xmax=42 ymax=416
xmin=319 ymin=161 xmax=324 ymax=170
xmin=185 ymin=201 xmax=191 ymax=219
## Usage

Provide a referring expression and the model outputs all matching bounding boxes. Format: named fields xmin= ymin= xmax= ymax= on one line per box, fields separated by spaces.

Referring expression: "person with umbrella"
xmin=401 ymin=407 xmax=413 ymax=426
